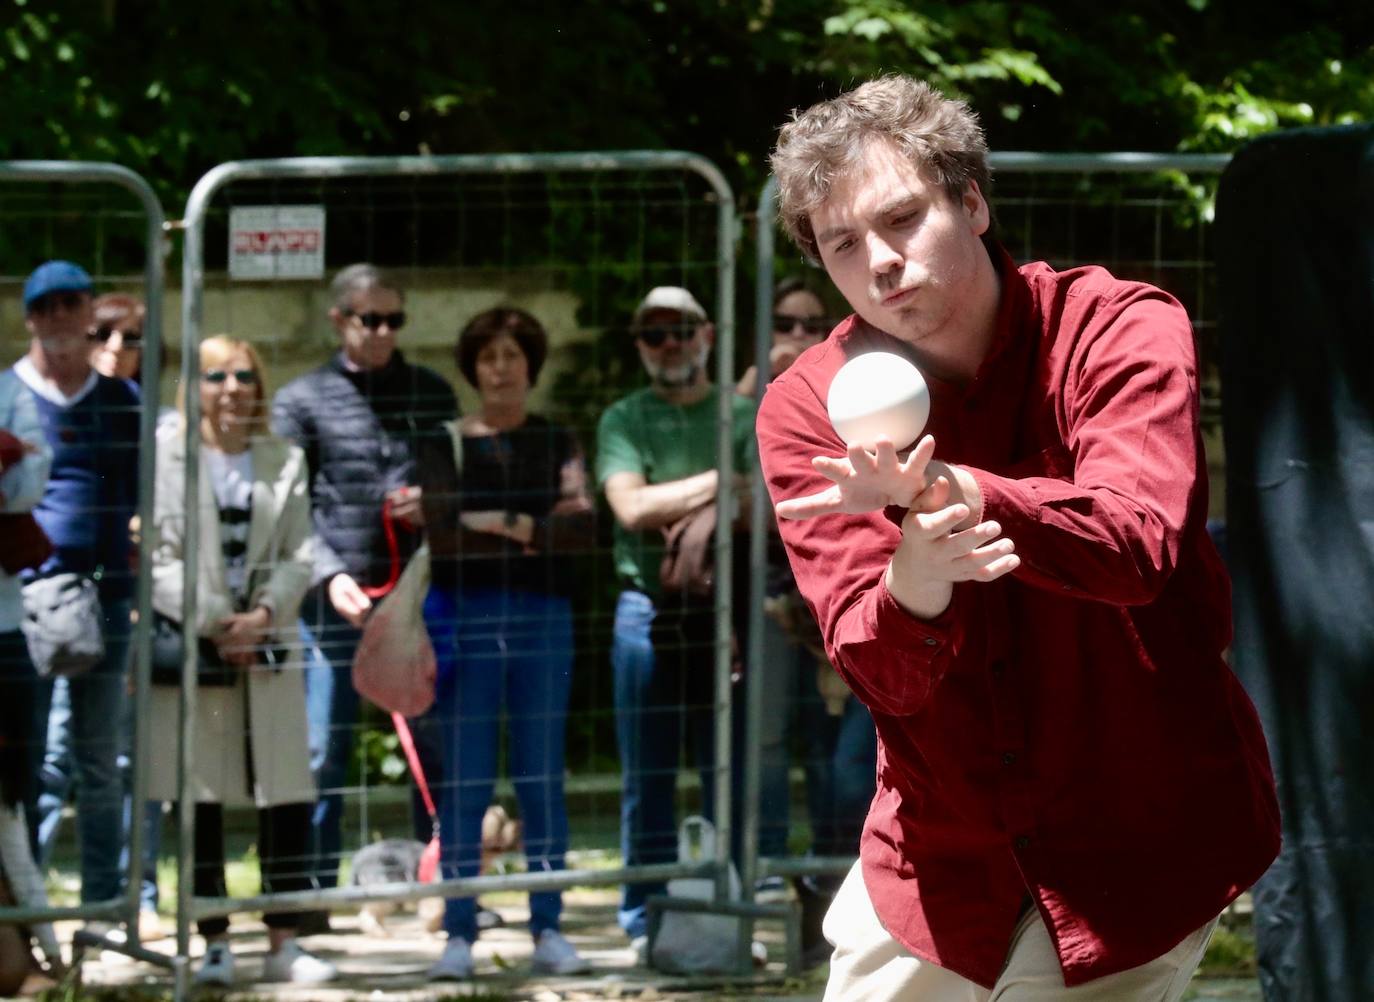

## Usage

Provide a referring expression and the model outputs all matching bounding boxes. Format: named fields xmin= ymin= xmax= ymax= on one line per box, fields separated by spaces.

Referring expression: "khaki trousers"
xmin=822 ymin=862 xmax=1217 ymax=1001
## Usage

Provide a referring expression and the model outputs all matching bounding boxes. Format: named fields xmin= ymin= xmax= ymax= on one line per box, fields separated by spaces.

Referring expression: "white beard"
xmin=646 ymin=340 xmax=711 ymax=388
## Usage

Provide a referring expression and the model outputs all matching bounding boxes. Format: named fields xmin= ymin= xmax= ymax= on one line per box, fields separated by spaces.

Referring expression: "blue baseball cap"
xmin=23 ymin=260 xmax=94 ymax=312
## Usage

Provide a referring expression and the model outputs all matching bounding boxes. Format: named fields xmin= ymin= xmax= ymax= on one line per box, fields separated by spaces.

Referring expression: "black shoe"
xmin=793 ymin=876 xmax=832 ymax=969
xmin=294 ymin=910 xmax=333 ymax=937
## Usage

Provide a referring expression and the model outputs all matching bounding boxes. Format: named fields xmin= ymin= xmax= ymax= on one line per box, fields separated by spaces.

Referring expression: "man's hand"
xmin=215 ymin=606 xmax=273 ymax=667
xmin=328 ymin=573 xmax=373 ymax=627
xmin=776 ymin=435 xmax=937 ymax=521
xmin=885 ymin=476 xmax=1020 ymax=619
xmin=387 ymin=485 xmax=424 ymax=528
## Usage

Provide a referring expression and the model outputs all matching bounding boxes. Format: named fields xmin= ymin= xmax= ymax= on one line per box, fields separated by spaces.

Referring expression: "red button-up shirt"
xmin=756 ymin=250 xmax=1280 ymax=987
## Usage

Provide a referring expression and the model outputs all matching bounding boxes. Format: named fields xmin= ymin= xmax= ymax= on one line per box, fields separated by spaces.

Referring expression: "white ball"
xmin=826 ymin=351 xmax=930 ymax=450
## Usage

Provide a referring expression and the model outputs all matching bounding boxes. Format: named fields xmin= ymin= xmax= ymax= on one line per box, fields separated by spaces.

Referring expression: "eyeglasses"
xmin=772 ymin=314 xmax=830 ymax=337
xmin=89 ymin=324 xmax=144 ymax=347
xmin=28 ymin=291 xmax=89 ymax=316
xmin=637 ymin=324 xmax=695 ymax=348
xmin=345 ymin=309 xmax=406 ymax=331
xmin=201 ymin=368 xmax=258 ymax=385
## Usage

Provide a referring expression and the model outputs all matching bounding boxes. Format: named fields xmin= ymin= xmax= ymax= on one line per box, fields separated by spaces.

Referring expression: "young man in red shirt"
xmin=756 ymin=75 xmax=1279 ymax=1000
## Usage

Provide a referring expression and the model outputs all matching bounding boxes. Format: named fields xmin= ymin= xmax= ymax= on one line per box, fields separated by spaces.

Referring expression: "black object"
xmin=1216 ymin=123 xmax=1374 ymax=1001
xmin=149 ymin=612 xmax=245 ymax=687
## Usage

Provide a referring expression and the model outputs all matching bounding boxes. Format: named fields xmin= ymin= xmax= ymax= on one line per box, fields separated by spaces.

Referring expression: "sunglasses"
xmin=345 ymin=309 xmax=406 ymax=331
xmin=637 ymin=324 xmax=695 ymax=348
xmin=772 ymin=314 xmax=830 ymax=337
xmin=201 ymin=368 xmax=258 ymax=385
xmin=29 ymin=291 xmax=89 ymax=316
xmin=89 ymin=324 xmax=144 ymax=347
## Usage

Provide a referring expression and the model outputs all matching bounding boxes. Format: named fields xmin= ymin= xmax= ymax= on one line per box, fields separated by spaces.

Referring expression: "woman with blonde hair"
xmin=147 ymin=335 xmax=335 ymax=986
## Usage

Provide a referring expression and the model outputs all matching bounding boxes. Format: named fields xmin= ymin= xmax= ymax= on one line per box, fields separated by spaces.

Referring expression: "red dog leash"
xmin=392 ymin=711 xmax=441 ymax=883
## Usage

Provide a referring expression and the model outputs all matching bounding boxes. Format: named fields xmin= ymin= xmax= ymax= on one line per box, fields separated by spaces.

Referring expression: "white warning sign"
xmin=228 ymin=205 xmax=326 ymax=280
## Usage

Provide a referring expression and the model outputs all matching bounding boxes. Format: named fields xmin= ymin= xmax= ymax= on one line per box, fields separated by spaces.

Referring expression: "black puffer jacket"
xmin=271 ymin=350 xmax=458 ymax=588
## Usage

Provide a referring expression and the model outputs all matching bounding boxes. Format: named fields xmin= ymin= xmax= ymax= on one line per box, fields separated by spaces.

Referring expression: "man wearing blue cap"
xmin=12 ymin=261 xmax=141 ymax=917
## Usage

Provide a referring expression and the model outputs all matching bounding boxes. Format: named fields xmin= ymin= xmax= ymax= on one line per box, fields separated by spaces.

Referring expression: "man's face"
xmin=810 ymin=139 xmax=990 ymax=354
xmin=635 ymin=308 xmax=712 ymax=388
xmin=331 ymin=285 xmax=404 ymax=371
xmin=26 ymin=290 xmax=95 ymax=362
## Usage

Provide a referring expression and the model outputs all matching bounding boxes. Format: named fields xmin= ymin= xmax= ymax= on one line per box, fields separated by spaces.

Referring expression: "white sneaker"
xmin=531 ymin=929 xmax=590 ymax=975
xmin=630 ymin=934 xmax=649 ymax=966
xmin=261 ymin=939 xmax=337 ymax=984
xmin=427 ymin=937 xmax=474 ymax=980
xmin=195 ymin=942 xmax=235 ymax=986
xmin=754 ymin=875 xmax=790 ymax=904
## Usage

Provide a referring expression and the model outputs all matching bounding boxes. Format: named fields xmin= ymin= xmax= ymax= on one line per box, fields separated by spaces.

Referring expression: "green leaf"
xmin=7 ymin=29 xmax=30 ymax=61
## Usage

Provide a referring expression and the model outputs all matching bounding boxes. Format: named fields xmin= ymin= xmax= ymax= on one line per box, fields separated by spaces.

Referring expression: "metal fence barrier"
xmin=0 ymin=161 xmax=167 ymax=973
xmin=171 ymin=152 xmax=744 ymax=995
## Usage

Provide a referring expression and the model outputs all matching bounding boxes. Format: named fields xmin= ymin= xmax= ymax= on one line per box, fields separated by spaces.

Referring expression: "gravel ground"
xmin=16 ymin=888 xmax=1260 ymax=1000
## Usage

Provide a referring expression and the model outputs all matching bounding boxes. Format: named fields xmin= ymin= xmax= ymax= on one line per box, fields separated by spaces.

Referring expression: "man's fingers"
xmin=912 ymin=475 xmax=951 ymax=513
xmin=900 ymin=435 xmax=936 ymax=475
xmin=944 ymin=519 xmax=1003 ymax=554
xmin=811 ymin=455 xmax=855 ymax=483
xmin=870 ymin=437 xmax=899 ymax=469
xmin=952 ymin=537 xmax=1018 ymax=580
xmin=970 ymin=552 xmax=1021 ymax=581
xmin=776 ymin=487 xmax=845 ymax=520
xmin=908 ymin=503 xmax=970 ymax=537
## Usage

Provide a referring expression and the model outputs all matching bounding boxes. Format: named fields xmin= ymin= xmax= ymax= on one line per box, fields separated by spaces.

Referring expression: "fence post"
xmin=0 ymin=160 xmax=168 ymax=969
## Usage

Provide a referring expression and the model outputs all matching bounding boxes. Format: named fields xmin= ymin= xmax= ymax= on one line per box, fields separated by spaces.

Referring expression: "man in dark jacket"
xmin=272 ymin=263 xmax=457 ymax=907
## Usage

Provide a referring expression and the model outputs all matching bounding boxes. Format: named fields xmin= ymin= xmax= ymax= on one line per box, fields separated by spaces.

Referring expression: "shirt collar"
xmin=13 ymin=356 xmax=99 ymax=408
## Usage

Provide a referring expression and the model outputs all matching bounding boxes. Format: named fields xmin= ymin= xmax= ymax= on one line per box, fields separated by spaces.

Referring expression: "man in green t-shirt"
xmin=596 ymin=286 xmax=756 ymax=956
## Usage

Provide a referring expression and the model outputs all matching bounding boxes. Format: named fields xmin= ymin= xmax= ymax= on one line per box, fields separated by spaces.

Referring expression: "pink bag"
xmin=351 ymin=543 xmax=436 ymax=717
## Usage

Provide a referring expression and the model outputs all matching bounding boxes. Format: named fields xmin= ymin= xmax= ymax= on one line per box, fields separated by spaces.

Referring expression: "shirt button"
xmin=1015 ymin=836 xmax=1031 ymax=850
xmin=991 ymin=662 xmax=1005 ymax=677
xmin=1002 ymin=752 xmax=1017 ymax=766
xmin=923 ymin=637 xmax=938 ymax=646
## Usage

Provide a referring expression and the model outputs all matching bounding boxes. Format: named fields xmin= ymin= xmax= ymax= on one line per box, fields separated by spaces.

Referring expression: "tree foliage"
xmin=2 ymin=0 xmax=1371 ymax=207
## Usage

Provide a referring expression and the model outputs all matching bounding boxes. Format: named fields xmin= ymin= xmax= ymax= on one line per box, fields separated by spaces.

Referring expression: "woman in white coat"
xmin=147 ymin=335 xmax=334 ymax=986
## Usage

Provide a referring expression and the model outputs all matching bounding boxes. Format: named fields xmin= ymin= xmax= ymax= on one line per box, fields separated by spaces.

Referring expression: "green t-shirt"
xmin=596 ymin=385 xmax=757 ymax=595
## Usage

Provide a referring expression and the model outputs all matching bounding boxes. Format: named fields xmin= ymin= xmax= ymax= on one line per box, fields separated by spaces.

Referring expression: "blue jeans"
xmin=612 ymin=590 xmax=719 ymax=938
xmin=33 ymin=597 xmax=133 ymax=904
xmin=756 ymin=611 xmax=877 ymax=861
xmin=298 ymin=586 xmax=362 ymax=891
xmin=423 ymin=585 xmax=574 ymax=942
xmin=807 ymin=686 xmax=877 ymax=858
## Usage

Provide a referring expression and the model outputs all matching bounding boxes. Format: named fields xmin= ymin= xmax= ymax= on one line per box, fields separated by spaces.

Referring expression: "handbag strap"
xmin=391 ymin=711 xmax=437 ymax=828
xmin=361 ymin=497 xmax=401 ymax=600
xmin=362 ymin=423 xmax=462 ymax=602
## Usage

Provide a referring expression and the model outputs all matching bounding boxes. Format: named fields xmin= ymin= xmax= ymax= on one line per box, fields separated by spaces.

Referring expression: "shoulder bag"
xmin=20 ymin=572 xmax=104 ymax=678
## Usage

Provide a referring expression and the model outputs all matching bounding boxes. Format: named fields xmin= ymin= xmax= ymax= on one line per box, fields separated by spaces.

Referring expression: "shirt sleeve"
xmin=757 ymin=375 xmax=962 ymax=717
xmin=971 ymin=287 xmax=1204 ymax=605
xmin=1 ymin=383 xmax=51 ymax=513
xmin=595 ymin=398 xmax=644 ymax=485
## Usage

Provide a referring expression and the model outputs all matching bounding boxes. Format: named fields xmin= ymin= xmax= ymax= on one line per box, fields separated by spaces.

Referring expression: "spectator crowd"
xmin=0 ymin=257 xmax=873 ymax=986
